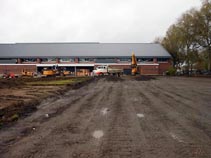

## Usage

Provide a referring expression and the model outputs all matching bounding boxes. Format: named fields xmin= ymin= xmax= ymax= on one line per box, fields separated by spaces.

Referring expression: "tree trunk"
xmin=190 ymin=63 xmax=193 ymax=75
xmin=208 ymin=47 xmax=211 ymax=71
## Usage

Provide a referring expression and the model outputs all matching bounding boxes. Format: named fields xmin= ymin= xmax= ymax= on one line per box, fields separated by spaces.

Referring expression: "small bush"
xmin=166 ymin=67 xmax=176 ymax=76
xmin=10 ymin=114 xmax=19 ymax=121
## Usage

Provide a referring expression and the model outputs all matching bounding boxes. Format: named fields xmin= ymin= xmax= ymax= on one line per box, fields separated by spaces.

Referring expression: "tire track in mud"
xmin=126 ymin=80 xmax=177 ymax=157
xmin=65 ymin=82 xmax=116 ymax=158
xmin=132 ymin=80 xmax=211 ymax=158
xmin=0 ymin=82 xmax=99 ymax=155
xmin=146 ymin=79 xmax=211 ymax=139
xmin=97 ymin=81 xmax=153 ymax=158
xmin=99 ymin=83 xmax=135 ymax=158
xmin=0 ymin=79 xmax=110 ymax=158
xmin=1 ymin=77 xmax=211 ymax=158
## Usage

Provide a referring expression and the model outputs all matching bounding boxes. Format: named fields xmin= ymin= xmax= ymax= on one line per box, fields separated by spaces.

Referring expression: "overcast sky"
xmin=0 ymin=0 xmax=202 ymax=43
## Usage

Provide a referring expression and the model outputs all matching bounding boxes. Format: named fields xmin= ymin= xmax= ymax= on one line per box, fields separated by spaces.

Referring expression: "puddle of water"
xmin=101 ymin=108 xmax=109 ymax=115
xmin=137 ymin=113 xmax=144 ymax=118
xmin=93 ymin=130 xmax=104 ymax=139
xmin=170 ymin=132 xmax=184 ymax=143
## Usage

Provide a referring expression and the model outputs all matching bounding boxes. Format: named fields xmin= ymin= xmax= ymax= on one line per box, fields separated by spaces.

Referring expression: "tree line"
xmin=155 ymin=0 xmax=211 ymax=74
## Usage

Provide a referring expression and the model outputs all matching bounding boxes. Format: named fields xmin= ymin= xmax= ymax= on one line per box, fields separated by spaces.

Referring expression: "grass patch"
xmin=10 ymin=114 xmax=19 ymax=121
xmin=27 ymin=77 xmax=90 ymax=86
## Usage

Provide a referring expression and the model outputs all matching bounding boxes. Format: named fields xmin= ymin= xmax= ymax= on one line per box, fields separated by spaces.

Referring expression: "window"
xmin=41 ymin=58 xmax=48 ymax=62
xmin=47 ymin=58 xmax=56 ymax=62
xmin=60 ymin=58 xmax=75 ymax=62
xmin=22 ymin=58 xmax=36 ymax=62
xmin=137 ymin=58 xmax=153 ymax=62
xmin=157 ymin=58 xmax=168 ymax=62
xmin=79 ymin=58 xmax=94 ymax=62
xmin=119 ymin=58 xmax=131 ymax=62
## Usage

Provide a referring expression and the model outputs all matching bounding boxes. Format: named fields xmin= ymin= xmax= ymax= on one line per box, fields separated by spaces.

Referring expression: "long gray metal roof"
xmin=0 ymin=43 xmax=171 ymax=58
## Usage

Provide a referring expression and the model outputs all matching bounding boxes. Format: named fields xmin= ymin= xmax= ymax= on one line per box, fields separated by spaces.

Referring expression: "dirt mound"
xmin=0 ymin=100 xmax=38 ymax=128
xmin=68 ymin=77 xmax=95 ymax=89
xmin=0 ymin=77 xmax=95 ymax=129
xmin=0 ymin=79 xmax=25 ymax=88
xmin=105 ymin=76 xmax=124 ymax=82
xmin=134 ymin=75 xmax=156 ymax=81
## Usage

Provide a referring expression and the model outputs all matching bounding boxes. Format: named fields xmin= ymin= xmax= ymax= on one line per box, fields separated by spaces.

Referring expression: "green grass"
xmin=27 ymin=77 xmax=90 ymax=86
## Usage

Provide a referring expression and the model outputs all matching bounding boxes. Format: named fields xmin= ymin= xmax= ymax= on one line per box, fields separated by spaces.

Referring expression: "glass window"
xmin=79 ymin=58 xmax=94 ymax=62
xmin=119 ymin=58 xmax=131 ymax=62
xmin=47 ymin=58 xmax=56 ymax=62
xmin=41 ymin=58 xmax=48 ymax=62
xmin=157 ymin=58 xmax=168 ymax=62
xmin=60 ymin=58 xmax=75 ymax=62
xmin=22 ymin=58 xmax=36 ymax=62
xmin=137 ymin=58 xmax=153 ymax=62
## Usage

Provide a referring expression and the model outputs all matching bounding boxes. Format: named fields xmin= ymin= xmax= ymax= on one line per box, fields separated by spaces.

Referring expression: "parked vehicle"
xmin=93 ymin=65 xmax=123 ymax=76
xmin=22 ymin=69 xmax=36 ymax=77
xmin=42 ymin=68 xmax=57 ymax=77
xmin=3 ymin=72 xmax=15 ymax=78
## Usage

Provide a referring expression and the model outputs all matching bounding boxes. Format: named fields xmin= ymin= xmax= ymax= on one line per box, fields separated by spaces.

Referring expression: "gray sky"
xmin=0 ymin=0 xmax=202 ymax=43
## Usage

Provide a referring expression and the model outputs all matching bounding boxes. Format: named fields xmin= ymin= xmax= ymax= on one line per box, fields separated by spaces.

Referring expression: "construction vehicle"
xmin=63 ymin=70 xmax=71 ymax=76
xmin=42 ymin=68 xmax=57 ymax=77
xmin=93 ymin=65 xmax=123 ymax=76
xmin=41 ymin=67 xmax=71 ymax=77
xmin=3 ymin=72 xmax=15 ymax=78
xmin=21 ymin=69 xmax=35 ymax=77
xmin=60 ymin=69 xmax=71 ymax=76
xmin=131 ymin=52 xmax=138 ymax=75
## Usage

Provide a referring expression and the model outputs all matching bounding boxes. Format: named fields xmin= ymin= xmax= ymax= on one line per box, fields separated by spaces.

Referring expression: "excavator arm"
xmin=131 ymin=52 xmax=138 ymax=75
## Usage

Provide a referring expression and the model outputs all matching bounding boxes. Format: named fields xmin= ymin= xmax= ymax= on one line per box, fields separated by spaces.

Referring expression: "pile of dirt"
xmin=0 ymin=77 xmax=95 ymax=129
xmin=134 ymin=75 xmax=156 ymax=81
xmin=0 ymin=79 xmax=25 ymax=88
xmin=67 ymin=77 xmax=95 ymax=89
xmin=0 ymin=100 xmax=38 ymax=128
xmin=20 ymin=76 xmax=76 ymax=82
xmin=105 ymin=76 xmax=124 ymax=82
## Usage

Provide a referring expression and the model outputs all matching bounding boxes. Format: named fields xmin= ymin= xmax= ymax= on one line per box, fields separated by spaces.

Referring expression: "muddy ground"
xmin=0 ymin=77 xmax=92 ymax=127
xmin=0 ymin=76 xmax=210 ymax=158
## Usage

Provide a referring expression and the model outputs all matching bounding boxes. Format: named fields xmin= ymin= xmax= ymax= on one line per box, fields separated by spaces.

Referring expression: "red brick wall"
xmin=0 ymin=65 xmax=36 ymax=74
xmin=159 ymin=62 xmax=171 ymax=74
xmin=139 ymin=65 xmax=159 ymax=75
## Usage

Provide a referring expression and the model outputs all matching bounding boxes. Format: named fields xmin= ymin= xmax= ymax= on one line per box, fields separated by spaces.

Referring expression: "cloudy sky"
xmin=0 ymin=0 xmax=202 ymax=43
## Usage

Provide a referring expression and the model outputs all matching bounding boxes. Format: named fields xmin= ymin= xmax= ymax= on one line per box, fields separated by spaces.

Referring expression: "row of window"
xmin=0 ymin=58 xmax=169 ymax=63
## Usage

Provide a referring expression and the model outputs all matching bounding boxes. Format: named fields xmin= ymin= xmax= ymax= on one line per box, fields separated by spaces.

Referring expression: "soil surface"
xmin=0 ymin=77 xmax=92 ymax=127
xmin=0 ymin=76 xmax=211 ymax=158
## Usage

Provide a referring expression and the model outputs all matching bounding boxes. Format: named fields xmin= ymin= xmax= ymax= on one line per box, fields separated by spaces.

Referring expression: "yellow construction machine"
xmin=131 ymin=52 xmax=138 ymax=75
xmin=42 ymin=67 xmax=70 ymax=77
xmin=22 ymin=69 xmax=35 ymax=77
xmin=62 ymin=70 xmax=71 ymax=76
xmin=42 ymin=68 xmax=57 ymax=77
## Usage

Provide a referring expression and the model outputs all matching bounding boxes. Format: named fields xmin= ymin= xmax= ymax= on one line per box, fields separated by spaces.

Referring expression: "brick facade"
xmin=139 ymin=65 xmax=159 ymax=75
xmin=0 ymin=65 xmax=37 ymax=74
xmin=0 ymin=59 xmax=171 ymax=75
xmin=159 ymin=62 xmax=171 ymax=75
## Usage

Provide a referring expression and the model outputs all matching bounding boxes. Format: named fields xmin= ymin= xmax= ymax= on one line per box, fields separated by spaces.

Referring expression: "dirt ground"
xmin=0 ymin=77 xmax=91 ymax=127
xmin=0 ymin=76 xmax=210 ymax=158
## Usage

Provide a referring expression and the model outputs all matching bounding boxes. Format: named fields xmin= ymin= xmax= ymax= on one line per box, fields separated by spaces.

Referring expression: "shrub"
xmin=166 ymin=67 xmax=176 ymax=76
xmin=10 ymin=114 xmax=19 ymax=121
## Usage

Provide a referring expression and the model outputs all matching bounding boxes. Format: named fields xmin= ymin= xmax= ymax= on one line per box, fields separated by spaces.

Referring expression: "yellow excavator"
xmin=131 ymin=52 xmax=138 ymax=75
xmin=42 ymin=67 xmax=71 ymax=77
xmin=22 ymin=69 xmax=35 ymax=77
xmin=42 ymin=68 xmax=57 ymax=77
